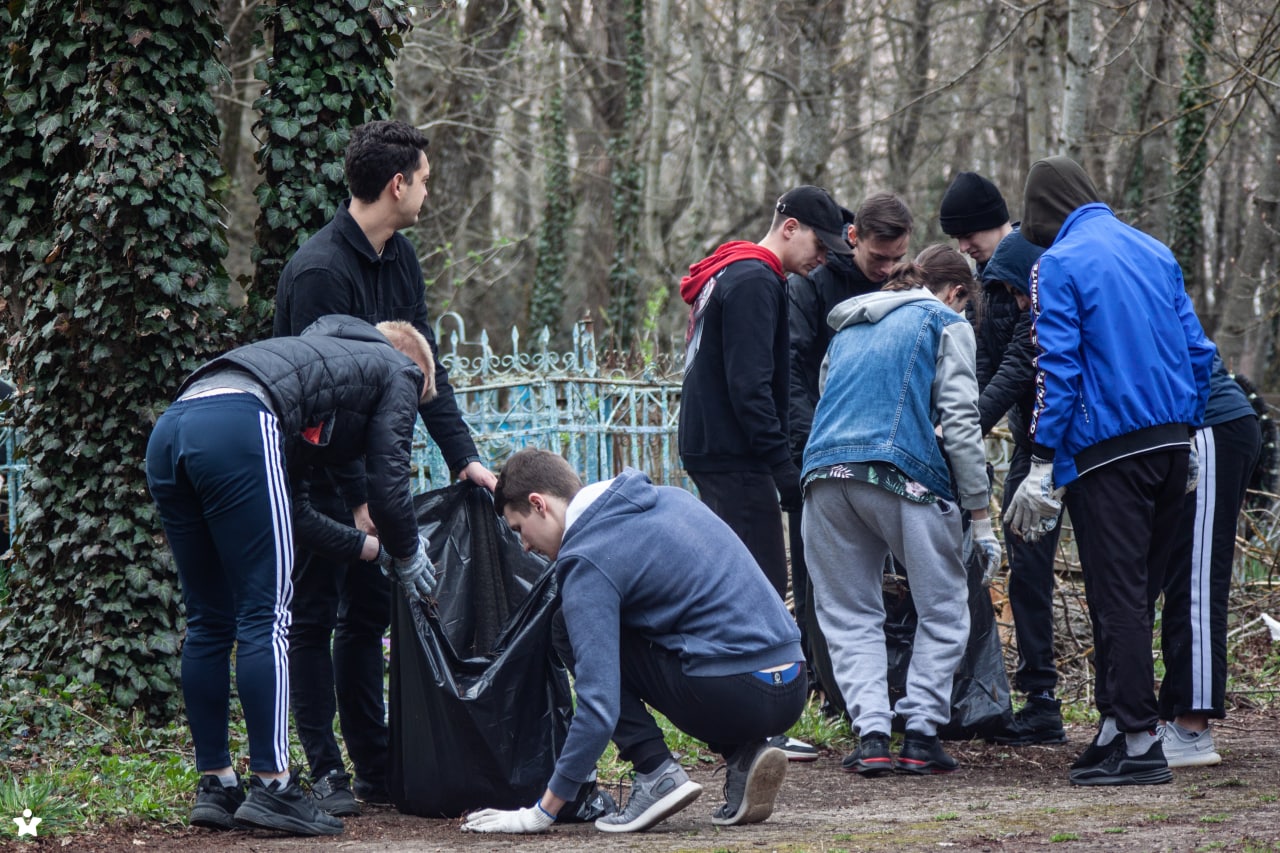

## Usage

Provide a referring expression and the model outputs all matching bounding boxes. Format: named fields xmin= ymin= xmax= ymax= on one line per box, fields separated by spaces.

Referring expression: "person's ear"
xmin=848 ymin=225 xmax=859 ymax=248
xmin=529 ymin=493 xmax=546 ymax=515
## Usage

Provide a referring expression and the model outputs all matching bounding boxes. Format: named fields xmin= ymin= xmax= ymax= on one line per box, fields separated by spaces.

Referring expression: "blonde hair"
xmin=375 ymin=320 xmax=437 ymax=402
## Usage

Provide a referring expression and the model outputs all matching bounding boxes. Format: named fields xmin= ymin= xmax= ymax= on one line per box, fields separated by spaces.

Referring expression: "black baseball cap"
xmin=775 ymin=186 xmax=853 ymax=256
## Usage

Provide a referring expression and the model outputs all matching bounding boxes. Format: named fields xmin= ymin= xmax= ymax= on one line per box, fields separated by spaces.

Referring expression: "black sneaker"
xmin=1070 ymin=732 xmax=1120 ymax=770
xmin=353 ymin=778 xmax=392 ymax=805
xmin=1070 ymin=739 xmax=1172 ymax=786
xmin=558 ymin=780 xmax=619 ymax=824
xmin=896 ymin=732 xmax=959 ymax=775
xmin=310 ymin=769 xmax=360 ymax=817
xmin=190 ymin=774 xmax=245 ymax=830
xmin=234 ymin=773 xmax=345 ymax=836
xmin=841 ymin=732 xmax=894 ymax=777
xmin=767 ymin=735 xmax=819 ymax=762
xmin=989 ymin=696 xmax=1067 ymax=745
xmin=711 ymin=743 xmax=787 ymax=826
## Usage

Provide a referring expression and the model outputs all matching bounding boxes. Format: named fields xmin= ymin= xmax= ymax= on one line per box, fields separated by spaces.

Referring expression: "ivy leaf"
xmin=335 ymin=19 xmax=359 ymax=36
xmin=270 ymin=117 xmax=303 ymax=140
xmin=47 ymin=65 xmax=86 ymax=93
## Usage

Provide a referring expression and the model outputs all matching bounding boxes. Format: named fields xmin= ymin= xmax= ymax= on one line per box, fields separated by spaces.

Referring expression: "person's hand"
xmin=1005 ymin=457 xmax=1064 ymax=541
xmin=385 ymin=535 xmax=437 ymax=601
xmin=971 ymin=517 xmax=1003 ymax=585
xmin=461 ymin=804 xmax=554 ymax=834
xmin=460 ymin=461 xmax=498 ymax=492
xmin=352 ymin=503 xmax=377 ymax=536
xmin=772 ymin=460 xmax=804 ymax=512
xmin=1186 ymin=445 xmax=1200 ymax=494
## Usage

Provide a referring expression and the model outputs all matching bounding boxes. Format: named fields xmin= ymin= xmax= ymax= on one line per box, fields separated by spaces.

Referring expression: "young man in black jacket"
xmin=273 ymin=120 xmax=497 ymax=814
xmin=146 ymin=316 xmax=438 ymax=836
xmin=940 ymin=172 xmax=1069 ymax=746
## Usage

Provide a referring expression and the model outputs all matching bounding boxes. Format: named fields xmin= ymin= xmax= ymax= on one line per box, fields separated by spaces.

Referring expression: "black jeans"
xmin=552 ymin=613 xmax=806 ymax=773
xmin=1065 ymin=449 xmax=1189 ymax=733
xmin=289 ymin=493 xmax=391 ymax=788
xmin=1001 ymin=441 xmax=1065 ymax=695
xmin=688 ymin=470 xmax=788 ymax=599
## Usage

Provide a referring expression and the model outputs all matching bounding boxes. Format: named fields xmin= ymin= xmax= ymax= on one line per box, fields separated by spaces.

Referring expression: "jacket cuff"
xmin=1030 ymin=442 xmax=1056 ymax=461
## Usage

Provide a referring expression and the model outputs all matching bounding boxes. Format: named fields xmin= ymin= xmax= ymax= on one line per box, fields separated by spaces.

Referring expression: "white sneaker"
xmin=1158 ymin=723 xmax=1222 ymax=768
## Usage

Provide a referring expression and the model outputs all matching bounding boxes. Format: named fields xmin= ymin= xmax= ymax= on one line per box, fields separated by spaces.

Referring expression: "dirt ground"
xmin=6 ymin=711 xmax=1279 ymax=853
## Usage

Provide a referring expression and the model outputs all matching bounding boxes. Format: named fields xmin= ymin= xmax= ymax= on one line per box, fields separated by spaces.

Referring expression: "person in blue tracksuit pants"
xmin=146 ymin=316 xmax=437 ymax=836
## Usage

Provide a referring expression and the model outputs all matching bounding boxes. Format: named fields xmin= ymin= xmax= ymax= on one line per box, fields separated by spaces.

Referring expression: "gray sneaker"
xmin=595 ymin=759 xmax=702 ymax=833
xmin=711 ymin=743 xmax=787 ymax=826
xmin=1158 ymin=723 xmax=1222 ymax=768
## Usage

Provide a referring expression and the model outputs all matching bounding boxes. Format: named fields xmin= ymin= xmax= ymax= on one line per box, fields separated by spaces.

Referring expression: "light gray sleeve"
xmin=933 ymin=320 xmax=989 ymax=511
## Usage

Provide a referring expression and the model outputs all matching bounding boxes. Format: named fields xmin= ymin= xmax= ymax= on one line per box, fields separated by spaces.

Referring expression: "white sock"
xmin=1098 ymin=715 xmax=1120 ymax=745
xmin=216 ymin=772 xmax=238 ymax=788
xmin=1171 ymin=721 xmax=1203 ymax=739
xmin=1125 ymin=729 xmax=1157 ymax=755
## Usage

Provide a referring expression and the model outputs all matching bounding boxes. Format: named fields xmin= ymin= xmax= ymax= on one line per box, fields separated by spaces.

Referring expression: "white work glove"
xmin=461 ymin=803 xmax=555 ymax=834
xmin=970 ymin=517 xmax=1003 ymax=586
xmin=379 ymin=534 xmax=437 ymax=601
xmin=1186 ymin=445 xmax=1200 ymax=494
xmin=1005 ymin=457 xmax=1064 ymax=542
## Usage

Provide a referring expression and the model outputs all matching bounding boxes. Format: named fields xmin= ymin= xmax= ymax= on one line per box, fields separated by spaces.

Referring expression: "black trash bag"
xmin=388 ymin=480 xmax=572 ymax=818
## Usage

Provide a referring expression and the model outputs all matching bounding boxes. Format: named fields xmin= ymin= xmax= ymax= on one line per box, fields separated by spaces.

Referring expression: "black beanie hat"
xmin=939 ymin=172 xmax=1009 ymax=236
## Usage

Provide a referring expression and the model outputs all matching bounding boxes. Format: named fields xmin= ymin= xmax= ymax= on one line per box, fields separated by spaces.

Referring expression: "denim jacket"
xmin=802 ymin=289 xmax=988 ymax=510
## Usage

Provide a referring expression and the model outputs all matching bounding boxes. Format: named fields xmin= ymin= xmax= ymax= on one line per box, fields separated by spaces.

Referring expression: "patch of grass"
xmin=1103 ymin=827 xmax=1126 ymax=834
xmin=1208 ymin=777 xmax=1247 ymax=789
xmin=1258 ymin=793 xmax=1277 ymax=803
xmin=1050 ymin=832 xmax=1080 ymax=842
xmin=1197 ymin=842 xmax=1226 ymax=851
xmin=1200 ymin=814 xmax=1231 ymax=824
xmin=833 ymin=833 xmax=856 ymax=841
xmin=1148 ymin=812 xmax=1171 ymax=821
xmin=1058 ymin=699 xmax=1099 ymax=726
xmin=0 ymin=773 xmax=80 ymax=837
xmin=934 ymin=811 xmax=958 ymax=821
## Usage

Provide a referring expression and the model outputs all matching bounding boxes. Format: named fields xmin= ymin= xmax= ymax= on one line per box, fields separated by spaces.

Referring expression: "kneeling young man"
xmin=462 ymin=449 xmax=807 ymax=834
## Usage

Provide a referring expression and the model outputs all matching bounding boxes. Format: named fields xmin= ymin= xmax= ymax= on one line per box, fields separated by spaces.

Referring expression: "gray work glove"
xmin=1005 ymin=457 xmax=1065 ymax=543
xmin=380 ymin=535 xmax=437 ymax=601
xmin=970 ymin=517 xmax=1003 ymax=586
xmin=1186 ymin=445 xmax=1200 ymax=494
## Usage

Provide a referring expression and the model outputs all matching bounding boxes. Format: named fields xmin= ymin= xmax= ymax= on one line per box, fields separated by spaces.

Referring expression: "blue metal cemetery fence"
xmin=410 ymin=313 xmax=688 ymax=491
xmin=0 ymin=317 xmax=691 ymax=586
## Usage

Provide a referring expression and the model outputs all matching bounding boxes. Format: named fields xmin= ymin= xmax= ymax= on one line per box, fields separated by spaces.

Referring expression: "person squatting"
xmin=147 ymin=128 xmax=1258 ymax=838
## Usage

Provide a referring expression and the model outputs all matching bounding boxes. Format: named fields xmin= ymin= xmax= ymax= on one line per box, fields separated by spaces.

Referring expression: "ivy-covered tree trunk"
xmin=1171 ymin=0 xmax=1215 ymax=311
xmin=529 ymin=84 xmax=572 ymax=341
xmin=606 ymin=0 xmax=646 ymax=349
xmin=249 ymin=0 xmax=411 ymax=334
xmin=0 ymin=1 xmax=233 ymax=718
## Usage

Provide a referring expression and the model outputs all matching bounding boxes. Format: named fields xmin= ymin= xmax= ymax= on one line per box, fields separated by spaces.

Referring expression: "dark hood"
xmin=301 ymin=313 xmax=391 ymax=345
xmin=1021 ymin=156 xmax=1102 ymax=248
xmin=981 ymin=227 xmax=1045 ymax=295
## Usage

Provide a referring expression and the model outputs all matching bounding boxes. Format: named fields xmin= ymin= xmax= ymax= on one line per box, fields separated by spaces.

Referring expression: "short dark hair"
xmin=493 ymin=448 xmax=583 ymax=515
xmin=882 ymin=244 xmax=972 ymax=298
xmin=855 ymin=193 xmax=913 ymax=241
xmin=344 ymin=120 xmax=430 ymax=204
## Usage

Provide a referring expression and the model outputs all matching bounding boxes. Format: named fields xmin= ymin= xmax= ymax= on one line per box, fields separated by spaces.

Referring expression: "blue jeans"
xmin=146 ymin=394 xmax=293 ymax=774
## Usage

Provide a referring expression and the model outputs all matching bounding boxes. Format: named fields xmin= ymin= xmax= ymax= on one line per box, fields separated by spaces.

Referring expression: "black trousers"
xmin=552 ymin=614 xmax=806 ymax=774
xmin=1002 ymin=441 xmax=1065 ymax=695
xmin=1065 ymin=448 xmax=1189 ymax=733
xmin=688 ymin=470 xmax=788 ymax=599
xmin=1159 ymin=415 xmax=1260 ymax=719
xmin=289 ymin=493 xmax=391 ymax=788
xmin=786 ymin=507 xmax=820 ymax=681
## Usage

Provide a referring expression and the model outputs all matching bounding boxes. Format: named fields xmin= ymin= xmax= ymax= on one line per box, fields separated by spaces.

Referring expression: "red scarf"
xmin=679 ymin=241 xmax=783 ymax=304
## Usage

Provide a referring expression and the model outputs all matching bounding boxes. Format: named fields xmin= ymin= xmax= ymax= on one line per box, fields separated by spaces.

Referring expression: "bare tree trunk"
xmin=886 ymin=0 xmax=933 ymax=194
xmin=1217 ymin=104 xmax=1280 ymax=380
xmin=1024 ymin=7 xmax=1054 ymax=162
xmin=1061 ymin=0 xmax=1091 ymax=159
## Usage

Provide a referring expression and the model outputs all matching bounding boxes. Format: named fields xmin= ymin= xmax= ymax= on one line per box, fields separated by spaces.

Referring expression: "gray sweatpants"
xmin=802 ymin=478 xmax=970 ymax=737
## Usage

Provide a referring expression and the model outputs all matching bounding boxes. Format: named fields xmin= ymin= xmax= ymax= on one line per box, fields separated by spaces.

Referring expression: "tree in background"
xmin=249 ymin=0 xmax=411 ymax=334
xmin=0 ymin=1 xmax=233 ymax=717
